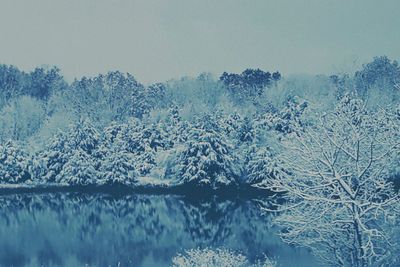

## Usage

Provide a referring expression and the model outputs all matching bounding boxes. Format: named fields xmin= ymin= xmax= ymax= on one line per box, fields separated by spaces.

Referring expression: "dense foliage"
xmin=0 ymin=56 xmax=399 ymax=266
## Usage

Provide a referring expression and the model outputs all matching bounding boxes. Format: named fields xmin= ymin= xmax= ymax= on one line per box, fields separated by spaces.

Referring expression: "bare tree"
xmin=263 ymin=96 xmax=400 ymax=266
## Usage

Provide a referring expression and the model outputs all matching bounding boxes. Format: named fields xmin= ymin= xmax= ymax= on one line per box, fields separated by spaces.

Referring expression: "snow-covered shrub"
xmin=172 ymin=248 xmax=247 ymax=267
xmin=0 ymin=140 xmax=31 ymax=184
xmin=172 ymin=248 xmax=276 ymax=267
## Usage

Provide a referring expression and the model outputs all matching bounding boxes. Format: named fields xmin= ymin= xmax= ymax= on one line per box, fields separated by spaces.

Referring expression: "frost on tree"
xmin=39 ymin=119 xmax=100 ymax=185
xmin=98 ymin=147 xmax=138 ymax=186
xmin=165 ymin=105 xmax=190 ymax=145
xmin=0 ymin=140 xmax=30 ymax=184
xmin=245 ymin=146 xmax=285 ymax=187
xmin=252 ymin=96 xmax=308 ymax=136
xmin=58 ymin=149 xmax=97 ymax=186
xmin=109 ymin=119 xmax=158 ymax=176
xmin=238 ymin=116 xmax=256 ymax=144
xmin=175 ymin=121 xmax=240 ymax=189
xmin=102 ymin=118 xmax=173 ymax=177
xmin=263 ymin=96 xmax=400 ymax=267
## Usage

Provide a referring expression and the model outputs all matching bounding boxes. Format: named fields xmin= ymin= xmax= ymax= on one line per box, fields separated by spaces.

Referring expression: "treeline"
xmin=0 ymin=97 xmax=306 ymax=188
xmin=0 ymin=56 xmax=399 ymax=188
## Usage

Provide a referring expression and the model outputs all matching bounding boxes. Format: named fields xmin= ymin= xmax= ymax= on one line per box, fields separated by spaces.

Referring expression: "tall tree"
xmin=263 ymin=96 xmax=400 ymax=266
xmin=0 ymin=140 xmax=31 ymax=184
xmin=175 ymin=120 xmax=240 ymax=189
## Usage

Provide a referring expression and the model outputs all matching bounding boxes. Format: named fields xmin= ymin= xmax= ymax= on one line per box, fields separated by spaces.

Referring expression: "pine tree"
xmin=165 ymin=105 xmax=189 ymax=145
xmin=245 ymin=146 xmax=285 ymax=186
xmin=0 ymin=140 xmax=31 ymax=184
xmin=58 ymin=149 xmax=97 ymax=185
xmin=68 ymin=119 xmax=100 ymax=154
xmin=238 ymin=116 xmax=255 ymax=143
xmin=176 ymin=124 xmax=239 ymax=189
xmin=111 ymin=119 xmax=157 ymax=176
xmin=99 ymin=147 xmax=138 ymax=186
xmin=38 ymin=132 xmax=70 ymax=182
xmin=39 ymin=119 xmax=100 ymax=184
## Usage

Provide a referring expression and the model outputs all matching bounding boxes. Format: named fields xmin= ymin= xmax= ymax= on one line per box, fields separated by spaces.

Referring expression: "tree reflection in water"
xmin=0 ymin=193 xmax=315 ymax=267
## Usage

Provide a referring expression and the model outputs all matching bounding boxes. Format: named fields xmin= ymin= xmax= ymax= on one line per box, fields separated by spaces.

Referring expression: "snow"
xmin=136 ymin=176 xmax=172 ymax=187
xmin=0 ymin=61 xmax=400 ymax=266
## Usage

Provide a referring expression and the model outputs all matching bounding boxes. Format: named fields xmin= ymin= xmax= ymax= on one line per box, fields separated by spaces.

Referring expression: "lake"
xmin=0 ymin=192 xmax=316 ymax=267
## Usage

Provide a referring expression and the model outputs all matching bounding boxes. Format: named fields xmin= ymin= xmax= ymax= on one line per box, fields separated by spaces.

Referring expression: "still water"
xmin=0 ymin=193 xmax=316 ymax=267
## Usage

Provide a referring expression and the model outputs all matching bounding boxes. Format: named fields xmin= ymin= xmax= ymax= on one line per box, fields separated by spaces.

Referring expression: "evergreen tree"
xmin=38 ymin=132 xmax=70 ymax=182
xmin=68 ymin=119 xmax=100 ymax=154
xmin=110 ymin=119 xmax=158 ymax=176
xmin=39 ymin=119 xmax=100 ymax=184
xmin=58 ymin=149 xmax=97 ymax=185
xmin=99 ymin=146 xmax=138 ymax=186
xmin=176 ymin=124 xmax=239 ymax=189
xmin=245 ymin=146 xmax=285 ymax=186
xmin=0 ymin=140 xmax=31 ymax=184
xmin=238 ymin=116 xmax=255 ymax=143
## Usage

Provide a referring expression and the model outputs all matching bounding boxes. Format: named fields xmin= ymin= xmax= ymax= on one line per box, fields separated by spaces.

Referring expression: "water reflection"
xmin=0 ymin=193 xmax=315 ymax=267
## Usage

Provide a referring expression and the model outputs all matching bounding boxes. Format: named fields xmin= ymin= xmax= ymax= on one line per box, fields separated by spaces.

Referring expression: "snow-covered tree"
xmin=218 ymin=112 xmax=243 ymax=138
xmin=98 ymin=147 xmax=138 ymax=186
xmin=104 ymin=71 xmax=140 ymax=121
xmin=0 ymin=140 xmax=31 ymax=184
xmin=39 ymin=119 xmax=100 ymax=184
xmin=131 ymin=83 xmax=150 ymax=119
xmin=164 ymin=105 xmax=190 ymax=145
xmin=245 ymin=146 xmax=285 ymax=187
xmin=67 ymin=119 xmax=100 ymax=154
xmin=252 ymin=96 xmax=308 ymax=137
xmin=37 ymin=132 xmax=70 ymax=182
xmin=146 ymin=82 xmax=167 ymax=109
xmin=262 ymin=97 xmax=400 ymax=266
xmin=273 ymin=96 xmax=307 ymax=134
xmin=0 ymin=96 xmax=46 ymax=141
xmin=57 ymin=149 xmax=98 ymax=185
xmin=219 ymin=69 xmax=274 ymax=104
xmin=106 ymin=119 xmax=165 ymax=176
xmin=175 ymin=123 xmax=240 ymax=189
xmin=238 ymin=117 xmax=256 ymax=144
xmin=0 ymin=64 xmax=25 ymax=105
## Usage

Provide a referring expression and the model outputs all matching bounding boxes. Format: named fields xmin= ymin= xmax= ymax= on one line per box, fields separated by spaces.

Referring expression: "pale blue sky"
xmin=0 ymin=0 xmax=399 ymax=83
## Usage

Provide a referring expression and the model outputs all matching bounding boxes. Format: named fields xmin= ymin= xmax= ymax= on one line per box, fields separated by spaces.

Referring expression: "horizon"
xmin=1 ymin=0 xmax=400 ymax=84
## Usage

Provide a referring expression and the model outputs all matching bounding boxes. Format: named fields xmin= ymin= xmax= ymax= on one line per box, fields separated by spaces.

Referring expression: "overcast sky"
xmin=0 ymin=0 xmax=399 ymax=83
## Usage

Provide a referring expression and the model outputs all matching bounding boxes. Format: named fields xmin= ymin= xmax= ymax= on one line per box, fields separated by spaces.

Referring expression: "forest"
xmin=0 ymin=56 xmax=399 ymax=266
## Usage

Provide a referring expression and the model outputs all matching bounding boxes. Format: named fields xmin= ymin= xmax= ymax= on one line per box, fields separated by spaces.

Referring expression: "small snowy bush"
xmin=172 ymin=248 xmax=276 ymax=267
xmin=172 ymin=248 xmax=247 ymax=267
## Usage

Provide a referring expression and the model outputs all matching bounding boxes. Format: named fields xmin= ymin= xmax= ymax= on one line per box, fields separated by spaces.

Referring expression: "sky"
xmin=0 ymin=0 xmax=399 ymax=83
